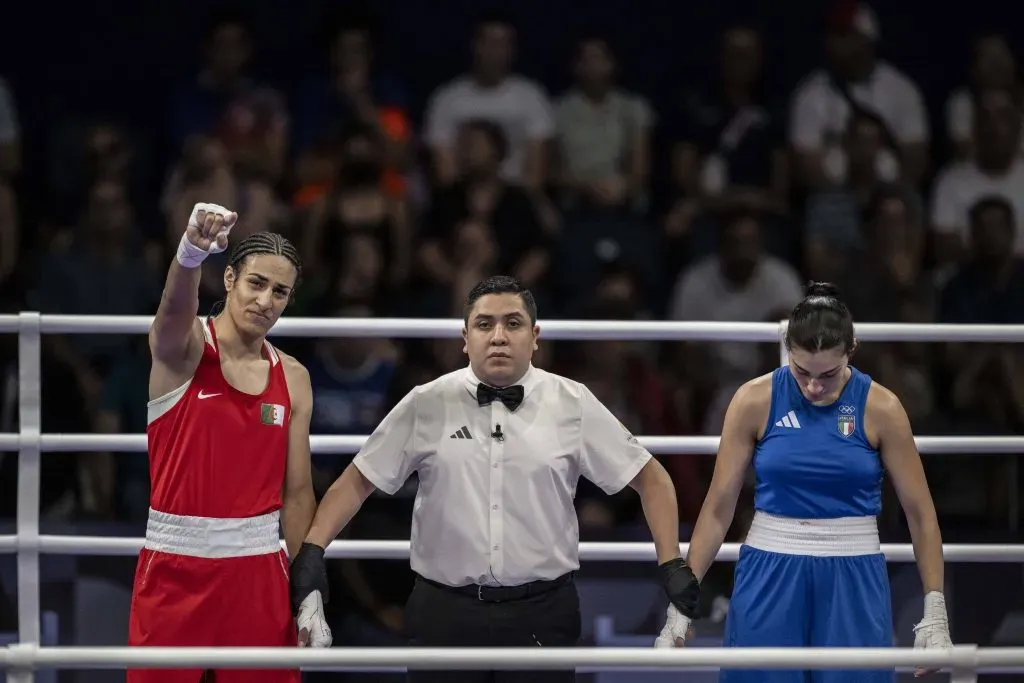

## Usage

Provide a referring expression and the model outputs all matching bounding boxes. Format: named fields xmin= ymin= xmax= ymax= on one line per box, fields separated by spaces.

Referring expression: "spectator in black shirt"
xmin=415 ymin=119 xmax=551 ymax=316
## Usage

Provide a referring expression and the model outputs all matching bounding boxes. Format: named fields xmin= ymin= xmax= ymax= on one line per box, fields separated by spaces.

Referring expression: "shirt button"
xmin=492 ymin=504 xmax=498 ymax=510
xmin=493 ymin=545 xmax=499 ymax=550
xmin=492 ymin=463 xmax=498 ymax=468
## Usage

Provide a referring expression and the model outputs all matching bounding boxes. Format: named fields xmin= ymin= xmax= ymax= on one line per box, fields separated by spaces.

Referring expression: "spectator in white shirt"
xmin=552 ymin=35 xmax=654 ymax=213
xmin=291 ymin=275 xmax=695 ymax=682
xmin=668 ymin=211 xmax=804 ymax=435
xmin=423 ymin=13 xmax=554 ymax=190
xmin=945 ymin=32 xmax=1021 ymax=161
xmin=931 ymin=87 xmax=1024 ymax=265
xmin=789 ymin=2 xmax=928 ymax=190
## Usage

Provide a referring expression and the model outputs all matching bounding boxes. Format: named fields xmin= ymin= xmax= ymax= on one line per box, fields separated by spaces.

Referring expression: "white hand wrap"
xmin=913 ymin=591 xmax=953 ymax=650
xmin=296 ymin=590 xmax=332 ymax=648
xmin=654 ymin=604 xmax=691 ymax=648
xmin=175 ymin=202 xmax=236 ymax=268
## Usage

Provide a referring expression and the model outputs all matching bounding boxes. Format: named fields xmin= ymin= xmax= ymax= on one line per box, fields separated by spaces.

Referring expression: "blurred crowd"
xmin=0 ymin=0 xmax=1023 ymax=650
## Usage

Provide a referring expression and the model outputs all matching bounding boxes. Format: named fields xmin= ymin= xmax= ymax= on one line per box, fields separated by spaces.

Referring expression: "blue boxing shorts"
xmin=720 ymin=512 xmax=894 ymax=683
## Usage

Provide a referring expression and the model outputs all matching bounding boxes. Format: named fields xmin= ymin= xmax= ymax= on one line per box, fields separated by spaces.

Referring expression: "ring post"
xmin=16 ymin=312 xmax=42 ymax=683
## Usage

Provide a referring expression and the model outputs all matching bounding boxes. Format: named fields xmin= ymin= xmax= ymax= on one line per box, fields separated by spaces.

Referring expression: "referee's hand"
xmin=655 ymin=558 xmax=700 ymax=648
xmin=290 ymin=542 xmax=330 ymax=612
xmin=658 ymin=558 xmax=700 ymax=617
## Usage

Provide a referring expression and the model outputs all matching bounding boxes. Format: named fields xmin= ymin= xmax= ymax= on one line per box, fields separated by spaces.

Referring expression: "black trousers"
xmin=404 ymin=574 xmax=581 ymax=683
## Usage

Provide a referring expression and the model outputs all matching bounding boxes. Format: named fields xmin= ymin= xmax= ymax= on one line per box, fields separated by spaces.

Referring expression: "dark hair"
xmin=227 ymin=232 xmax=302 ymax=281
xmin=475 ymin=11 xmax=516 ymax=34
xmin=323 ymin=3 xmax=379 ymax=48
xmin=463 ymin=275 xmax=538 ymax=325
xmin=204 ymin=6 xmax=251 ymax=42
xmin=784 ymin=282 xmax=855 ymax=354
xmin=574 ymin=34 xmax=614 ymax=58
xmin=971 ymin=31 xmax=1010 ymax=56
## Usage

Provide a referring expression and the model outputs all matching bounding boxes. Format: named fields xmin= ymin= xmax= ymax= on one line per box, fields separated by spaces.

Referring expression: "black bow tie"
xmin=476 ymin=383 xmax=525 ymax=411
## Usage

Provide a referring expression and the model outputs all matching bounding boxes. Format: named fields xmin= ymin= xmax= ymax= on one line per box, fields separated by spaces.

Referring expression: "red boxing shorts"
xmin=127 ymin=509 xmax=299 ymax=683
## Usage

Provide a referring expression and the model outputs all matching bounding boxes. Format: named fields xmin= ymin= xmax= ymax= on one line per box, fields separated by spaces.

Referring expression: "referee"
xmin=291 ymin=276 xmax=699 ymax=682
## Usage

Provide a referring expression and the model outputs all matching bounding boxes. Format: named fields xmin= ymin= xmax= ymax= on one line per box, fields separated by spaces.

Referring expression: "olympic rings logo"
xmin=839 ymin=405 xmax=855 ymax=414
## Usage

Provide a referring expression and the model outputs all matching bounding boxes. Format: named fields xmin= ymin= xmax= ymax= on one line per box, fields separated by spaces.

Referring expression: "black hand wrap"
xmin=290 ymin=542 xmax=330 ymax=614
xmin=659 ymin=558 xmax=701 ymax=618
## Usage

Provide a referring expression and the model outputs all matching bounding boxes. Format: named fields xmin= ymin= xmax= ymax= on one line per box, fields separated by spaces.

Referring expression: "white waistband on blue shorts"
xmin=743 ymin=510 xmax=880 ymax=557
xmin=144 ymin=508 xmax=282 ymax=558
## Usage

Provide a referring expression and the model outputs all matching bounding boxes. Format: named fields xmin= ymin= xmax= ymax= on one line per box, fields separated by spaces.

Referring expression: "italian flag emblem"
xmin=838 ymin=415 xmax=855 ymax=437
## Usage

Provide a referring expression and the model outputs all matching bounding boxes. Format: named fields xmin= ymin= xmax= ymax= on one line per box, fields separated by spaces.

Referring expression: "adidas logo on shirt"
xmin=450 ymin=426 xmax=473 ymax=439
xmin=775 ymin=411 xmax=801 ymax=429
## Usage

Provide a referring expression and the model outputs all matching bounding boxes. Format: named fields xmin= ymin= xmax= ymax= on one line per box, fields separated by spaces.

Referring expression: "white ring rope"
xmin=1 ymin=314 xmax=1024 ymax=342
xmin=0 ymin=643 xmax=1016 ymax=672
xmin=0 ymin=434 xmax=1021 ymax=454
xmin=0 ymin=536 xmax=1020 ymax=562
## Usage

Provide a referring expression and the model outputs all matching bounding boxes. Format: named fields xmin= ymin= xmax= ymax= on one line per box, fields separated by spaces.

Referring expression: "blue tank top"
xmin=753 ymin=366 xmax=882 ymax=519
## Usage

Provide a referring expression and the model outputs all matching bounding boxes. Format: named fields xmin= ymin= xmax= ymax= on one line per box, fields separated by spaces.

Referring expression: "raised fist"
xmin=185 ymin=202 xmax=238 ymax=254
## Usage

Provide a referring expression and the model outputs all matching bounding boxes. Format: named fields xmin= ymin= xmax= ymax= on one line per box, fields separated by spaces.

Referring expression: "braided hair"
xmin=210 ymin=232 xmax=302 ymax=317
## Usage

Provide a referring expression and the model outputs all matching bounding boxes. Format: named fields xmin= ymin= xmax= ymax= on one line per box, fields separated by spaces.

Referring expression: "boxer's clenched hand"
xmin=912 ymin=591 xmax=953 ymax=677
xmin=176 ymin=202 xmax=238 ymax=268
xmin=187 ymin=203 xmax=237 ymax=252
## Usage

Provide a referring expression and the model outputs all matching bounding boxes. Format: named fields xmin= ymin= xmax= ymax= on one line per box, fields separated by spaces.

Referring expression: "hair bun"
xmin=805 ymin=281 xmax=840 ymax=298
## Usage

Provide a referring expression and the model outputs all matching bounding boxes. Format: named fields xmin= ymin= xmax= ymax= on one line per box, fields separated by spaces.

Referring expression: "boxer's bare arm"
xmin=148 ymin=261 xmax=204 ymax=399
xmin=304 ymin=464 xmax=376 ymax=549
xmin=684 ymin=374 xmax=769 ymax=580
xmin=281 ymin=353 xmax=317 ymax=559
xmin=149 ymin=206 xmax=236 ymax=399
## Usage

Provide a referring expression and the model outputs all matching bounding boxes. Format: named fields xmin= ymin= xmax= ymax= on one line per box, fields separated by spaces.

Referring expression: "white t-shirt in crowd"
xmin=423 ymin=75 xmax=555 ymax=183
xmin=930 ymin=158 xmax=1024 ymax=253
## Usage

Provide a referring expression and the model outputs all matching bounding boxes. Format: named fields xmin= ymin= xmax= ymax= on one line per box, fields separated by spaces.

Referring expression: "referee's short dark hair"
xmin=463 ymin=275 xmax=538 ymax=325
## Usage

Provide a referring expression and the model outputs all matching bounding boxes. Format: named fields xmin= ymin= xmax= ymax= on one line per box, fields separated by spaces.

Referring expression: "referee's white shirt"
xmin=352 ymin=363 xmax=653 ymax=588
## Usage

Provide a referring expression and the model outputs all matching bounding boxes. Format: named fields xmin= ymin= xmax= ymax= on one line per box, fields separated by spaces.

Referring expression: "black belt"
xmin=418 ymin=572 xmax=573 ymax=603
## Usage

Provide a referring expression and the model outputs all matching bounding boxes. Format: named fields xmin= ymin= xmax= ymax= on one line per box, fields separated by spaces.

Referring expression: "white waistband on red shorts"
xmin=144 ymin=508 xmax=282 ymax=558
xmin=743 ymin=510 xmax=880 ymax=557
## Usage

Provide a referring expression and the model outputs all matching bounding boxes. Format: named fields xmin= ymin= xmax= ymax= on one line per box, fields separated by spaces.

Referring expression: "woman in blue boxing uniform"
xmin=655 ymin=282 xmax=953 ymax=682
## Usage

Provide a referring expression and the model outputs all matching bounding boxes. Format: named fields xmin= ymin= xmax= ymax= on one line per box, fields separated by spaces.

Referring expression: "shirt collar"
xmin=462 ymin=363 xmax=539 ymax=403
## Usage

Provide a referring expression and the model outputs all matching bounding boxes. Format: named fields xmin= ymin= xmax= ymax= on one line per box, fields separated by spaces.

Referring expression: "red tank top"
xmin=146 ymin=317 xmax=291 ymax=518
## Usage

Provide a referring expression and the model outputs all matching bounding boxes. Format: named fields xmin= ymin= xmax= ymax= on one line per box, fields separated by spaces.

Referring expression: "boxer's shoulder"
xmin=277 ymin=350 xmax=312 ymax=408
xmin=735 ymin=372 xmax=773 ymax=414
